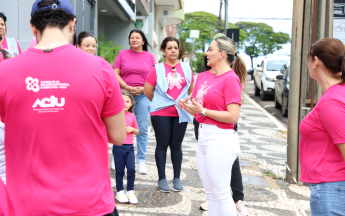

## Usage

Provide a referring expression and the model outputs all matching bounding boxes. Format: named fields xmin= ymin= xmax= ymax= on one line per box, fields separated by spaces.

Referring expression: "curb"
xmin=242 ymin=93 xmax=288 ymax=136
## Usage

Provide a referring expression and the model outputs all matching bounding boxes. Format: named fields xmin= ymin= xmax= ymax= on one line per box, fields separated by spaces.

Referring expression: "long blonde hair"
xmin=214 ymin=37 xmax=247 ymax=87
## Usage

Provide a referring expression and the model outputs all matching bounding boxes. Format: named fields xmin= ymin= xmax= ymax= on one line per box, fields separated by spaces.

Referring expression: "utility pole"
xmin=217 ymin=0 xmax=223 ymax=32
xmin=224 ymin=0 xmax=228 ymax=34
xmin=287 ymin=0 xmax=334 ymax=185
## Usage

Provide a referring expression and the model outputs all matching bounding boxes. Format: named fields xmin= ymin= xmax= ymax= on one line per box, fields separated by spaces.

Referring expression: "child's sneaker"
xmin=116 ymin=190 xmax=128 ymax=203
xmin=126 ymin=190 xmax=138 ymax=204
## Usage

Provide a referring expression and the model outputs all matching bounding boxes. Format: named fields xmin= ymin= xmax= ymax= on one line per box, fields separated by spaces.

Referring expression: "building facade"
xmin=0 ymin=0 xmax=184 ymax=61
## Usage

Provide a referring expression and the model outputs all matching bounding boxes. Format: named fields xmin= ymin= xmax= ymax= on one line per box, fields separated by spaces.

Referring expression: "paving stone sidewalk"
xmin=108 ymin=93 xmax=311 ymax=216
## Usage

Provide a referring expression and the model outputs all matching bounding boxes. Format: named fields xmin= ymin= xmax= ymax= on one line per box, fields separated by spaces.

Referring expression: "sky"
xmin=183 ymin=0 xmax=294 ymax=68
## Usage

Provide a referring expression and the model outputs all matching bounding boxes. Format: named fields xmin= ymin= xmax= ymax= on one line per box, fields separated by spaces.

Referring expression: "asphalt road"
xmin=245 ymin=80 xmax=288 ymax=129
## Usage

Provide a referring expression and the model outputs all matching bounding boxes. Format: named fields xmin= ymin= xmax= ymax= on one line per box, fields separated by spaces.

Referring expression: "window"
xmin=266 ymin=60 xmax=288 ymax=71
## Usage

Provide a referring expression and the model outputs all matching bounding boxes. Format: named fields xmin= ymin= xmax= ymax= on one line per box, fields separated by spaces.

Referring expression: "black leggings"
xmin=151 ymin=116 xmax=188 ymax=180
xmin=104 ymin=207 xmax=119 ymax=216
xmin=193 ymin=119 xmax=244 ymax=202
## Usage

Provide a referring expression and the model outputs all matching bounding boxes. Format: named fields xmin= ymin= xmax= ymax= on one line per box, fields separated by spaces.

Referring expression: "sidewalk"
xmin=108 ymin=93 xmax=311 ymax=216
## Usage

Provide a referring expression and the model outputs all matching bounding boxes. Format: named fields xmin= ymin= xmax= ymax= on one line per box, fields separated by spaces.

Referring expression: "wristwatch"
xmin=200 ymin=108 xmax=207 ymax=117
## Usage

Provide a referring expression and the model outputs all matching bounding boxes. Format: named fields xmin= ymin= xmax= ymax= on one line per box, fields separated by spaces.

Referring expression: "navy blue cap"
xmin=31 ymin=0 xmax=75 ymax=16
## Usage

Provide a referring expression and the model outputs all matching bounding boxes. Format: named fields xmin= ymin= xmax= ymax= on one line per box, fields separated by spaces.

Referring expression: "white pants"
xmin=197 ymin=123 xmax=241 ymax=216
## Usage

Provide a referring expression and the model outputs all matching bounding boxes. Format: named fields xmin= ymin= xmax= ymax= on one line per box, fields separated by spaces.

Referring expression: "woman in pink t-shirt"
xmin=144 ymin=37 xmax=194 ymax=192
xmin=0 ymin=13 xmax=22 ymax=57
xmin=113 ymin=30 xmax=156 ymax=174
xmin=179 ymin=36 xmax=247 ymax=215
xmin=299 ymin=38 xmax=345 ymax=215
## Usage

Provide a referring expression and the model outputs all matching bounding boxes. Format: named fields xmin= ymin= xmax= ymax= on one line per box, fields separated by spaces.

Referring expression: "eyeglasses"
xmin=82 ymin=44 xmax=98 ymax=49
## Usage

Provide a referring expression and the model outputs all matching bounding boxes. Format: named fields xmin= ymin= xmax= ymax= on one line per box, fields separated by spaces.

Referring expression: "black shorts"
xmin=103 ymin=207 xmax=119 ymax=216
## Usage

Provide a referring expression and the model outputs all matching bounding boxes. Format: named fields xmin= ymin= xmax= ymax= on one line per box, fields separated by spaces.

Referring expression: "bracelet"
xmin=123 ymin=84 xmax=127 ymax=89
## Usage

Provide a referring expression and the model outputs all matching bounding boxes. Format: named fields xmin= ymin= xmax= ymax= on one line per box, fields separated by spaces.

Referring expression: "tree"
xmin=178 ymin=11 xmax=246 ymax=57
xmin=178 ymin=11 xmax=219 ymax=51
xmin=236 ymin=22 xmax=290 ymax=68
xmin=191 ymin=52 xmax=206 ymax=73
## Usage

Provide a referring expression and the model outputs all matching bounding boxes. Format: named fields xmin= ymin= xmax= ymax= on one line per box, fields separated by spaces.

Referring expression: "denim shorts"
xmin=308 ymin=180 xmax=345 ymax=215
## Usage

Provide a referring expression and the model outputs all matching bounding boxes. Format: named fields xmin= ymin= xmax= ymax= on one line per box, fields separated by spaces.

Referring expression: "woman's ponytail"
xmin=233 ymin=54 xmax=247 ymax=88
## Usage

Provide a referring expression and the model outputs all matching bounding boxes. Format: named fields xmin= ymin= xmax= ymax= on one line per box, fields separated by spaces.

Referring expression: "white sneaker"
xmin=115 ymin=190 xmax=128 ymax=203
xmin=126 ymin=190 xmax=138 ymax=204
xmin=138 ymin=162 xmax=147 ymax=174
xmin=111 ymin=157 xmax=115 ymax=171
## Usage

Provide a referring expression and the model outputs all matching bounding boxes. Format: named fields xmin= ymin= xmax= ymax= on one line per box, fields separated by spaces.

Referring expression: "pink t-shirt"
xmin=28 ymin=37 xmax=37 ymax=49
xmin=192 ymin=70 xmax=241 ymax=129
xmin=113 ymin=49 xmax=156 ymax=87
xmin=0 ymin=179 xmax=17 ymax=216
xmin=124 ymin=112 xmax=139 ymax=144
xmin=299 ymin=83 xmax=345 ymax=183
xmin=0 ymin=37 xmax=22 ymax=55
xmin=0 ymin=44 xmax=125 ymax=215
xmin=146 ymin=62 xmax=194 ymax=117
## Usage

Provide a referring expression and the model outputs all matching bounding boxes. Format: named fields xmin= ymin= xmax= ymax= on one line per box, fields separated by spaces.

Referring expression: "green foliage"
xmin=97 ymin=35 xmax=122 ymax=64
xmin=178 ymin=12 xmax=247 ymax=51
xmin=178 ymin=12 xmax=219 ymax=50
xmin=191 ymin=52 xmax=206 ymax=73
xmin=236 ymin=22 xmax=290 ymax=67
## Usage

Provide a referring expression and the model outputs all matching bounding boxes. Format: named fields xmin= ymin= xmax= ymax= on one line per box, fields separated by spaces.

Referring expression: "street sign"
xmin=334 ymin=0 xmax=345 ymax=44
xmin=226 ymin=29 xmax=239 ymax=43
xmin=190 ymin=30 xmax=200 ymax=39
xmin=186 ymin=38 xmax=194 ymax=43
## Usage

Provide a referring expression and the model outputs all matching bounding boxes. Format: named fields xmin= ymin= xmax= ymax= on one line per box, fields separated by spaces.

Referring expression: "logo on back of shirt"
xmin=32 ymin=96 xmax=65 ymax=108
xmin=26 ymin=77 xmax=40 ymax=92
xmin=25 ymin=77 xmax=70 ymax=92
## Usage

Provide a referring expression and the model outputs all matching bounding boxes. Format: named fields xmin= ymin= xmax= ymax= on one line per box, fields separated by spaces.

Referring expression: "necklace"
xmin=170 ymin=66 xmax=178 ymax=78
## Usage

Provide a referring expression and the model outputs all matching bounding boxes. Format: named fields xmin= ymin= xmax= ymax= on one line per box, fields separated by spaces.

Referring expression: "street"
xmin=111 ymin=93 xmax=310 ymax=216
xmin=246 ymin=80 xmax=288 ymax=128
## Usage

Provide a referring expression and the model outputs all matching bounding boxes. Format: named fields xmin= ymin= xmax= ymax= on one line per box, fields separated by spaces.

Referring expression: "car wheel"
xmin=274 ymin=92 xmax=281 ymax=109
xmin=260 ymin=83 xmax=268 ymax=101
xmin=254 ymin=81 xmax=260 ymax=96
xmin=281 ymin=96 xmax=288 ymax=117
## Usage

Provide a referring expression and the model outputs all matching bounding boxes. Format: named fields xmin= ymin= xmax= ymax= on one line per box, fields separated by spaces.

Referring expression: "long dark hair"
xmin=0 ymin=49 xmax=11 ymax=59
xmin=77 ymin=31 xmax=97 ymax=46
xmin=204 ymin=55 xmax=211 ymax=71
xmin=128 ymin=29 xmax=152 ymax=51
xmin=0 ymin=12 xmax=7 ymax=37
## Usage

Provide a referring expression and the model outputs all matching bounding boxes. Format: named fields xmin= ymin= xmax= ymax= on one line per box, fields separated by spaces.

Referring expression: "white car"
xmin=253 ymin=56 xmax=290 ymax=100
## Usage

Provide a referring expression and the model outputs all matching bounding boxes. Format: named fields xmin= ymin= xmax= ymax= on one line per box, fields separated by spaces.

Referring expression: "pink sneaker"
xmin=235 ymin=200 xmax=250 ymax=216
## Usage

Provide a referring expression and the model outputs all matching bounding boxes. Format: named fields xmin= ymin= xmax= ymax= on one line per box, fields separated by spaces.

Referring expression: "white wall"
xmin=100 ymin=16 xmax=135 ymax=50
xmin=0 ymin=0 xmax=36 ymax=51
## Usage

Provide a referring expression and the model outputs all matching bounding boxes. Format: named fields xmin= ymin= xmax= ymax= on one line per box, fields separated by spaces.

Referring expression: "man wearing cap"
xmin=0 ymin=0 xmax=126 ymax=215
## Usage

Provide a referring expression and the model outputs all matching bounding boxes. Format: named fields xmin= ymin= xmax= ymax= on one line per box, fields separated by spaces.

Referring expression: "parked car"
xmin=274 ymin=63 xmax=290 ymax=117
xmin=253 ymin=56 xmax=290 ymax=100
xmin=247 ymin=68 xmax=254 ymax=80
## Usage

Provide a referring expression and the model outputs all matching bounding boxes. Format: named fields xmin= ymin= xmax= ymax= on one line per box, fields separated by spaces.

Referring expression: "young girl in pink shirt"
xmin=113 ymin=89 xmax=139 ymax=204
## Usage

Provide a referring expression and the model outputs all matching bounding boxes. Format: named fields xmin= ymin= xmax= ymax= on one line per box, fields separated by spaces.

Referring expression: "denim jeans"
xmin=133 ymin=93 xmax=150 ymax=163
xmin=308 ymin=181 xmax=345 ymax=216
xmin=112 ymin=144 xmax=135 ymax=191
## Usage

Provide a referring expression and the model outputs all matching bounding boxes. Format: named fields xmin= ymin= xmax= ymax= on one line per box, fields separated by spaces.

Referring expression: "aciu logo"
xmin=32 ymin=96 xmax=65 ymax=108
xmin=26 ymin=77 xmax=40 ymax=92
